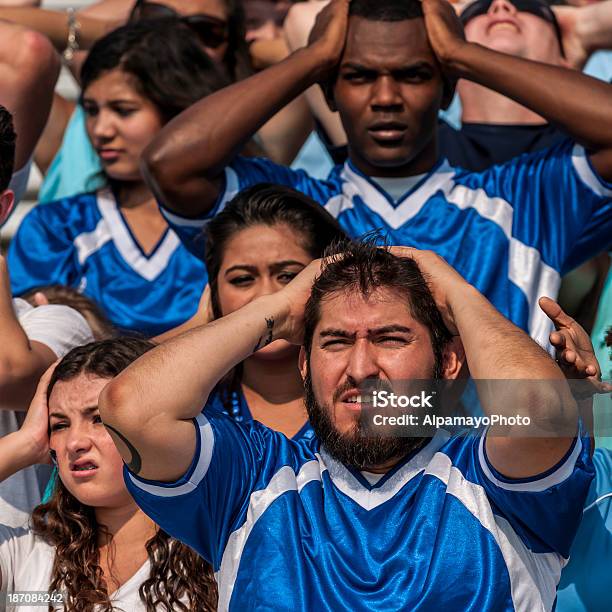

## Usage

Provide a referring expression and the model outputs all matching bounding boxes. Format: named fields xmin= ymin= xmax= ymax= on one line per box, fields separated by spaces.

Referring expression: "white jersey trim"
xmin=572 ymin=144 xmax=612 ymax=197
xmin=212 ymin=166 xmax=241 ymax=217
xmin=320 ymin=429 xmax=451 ymax=511
xmin=443 ymin=179 xmax=560 ymax=347
xmin=217 ymin=459 xmax=323 ymax=611
xmin=445 ymin=183 xmax=514 ymax=238
xmin=74 ymin=218 xmax=112 ymax=265
xmin=160 ymin=166 xmax=240 ymax=230
xmin=508 ymin=239 xmax=560 ymax=349
xmin=160 ymin=207 xmax=211 ymax=229
xmin=96 ymin=189 xmax=181 ymax=282
xmin=426 ymin=452 xmax=562 ymax=612
xmin=339 ymin=161 xmax=457 ymax=230
xmin=126 ymin=413 xmax=214 ymax=497
xmin=477 ymin=435 xmax=582 ymax=492
xmin=324 ymin=166 xmax=359 ymax=218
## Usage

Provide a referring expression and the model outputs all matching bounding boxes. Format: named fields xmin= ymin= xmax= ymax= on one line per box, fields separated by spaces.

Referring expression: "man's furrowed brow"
xmin=340 ymin=60 xmax=434 ymax=72
xmin=370 ymin=325 xmax=413 ymax=335
xmin=319 ymin=329 xmax=356 ymax=339
xmin=49 ymin=405 xmax=99 ymax=420
xmin=340 ymin=62 xmax=372 ymax=71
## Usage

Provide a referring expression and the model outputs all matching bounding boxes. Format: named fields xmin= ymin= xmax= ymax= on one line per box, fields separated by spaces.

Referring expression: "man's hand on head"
xmin=421 ymin=0 xmax=468 ymax=75
xmin=307 ymin=0 xmax=351 ymax=80
xmin=276 ymin=258 xmax=325 ymax=345
xmin=552 ymin=6 xmax=589 ymax=70
xmin=389 ymin=247 xmax=470 ymax=335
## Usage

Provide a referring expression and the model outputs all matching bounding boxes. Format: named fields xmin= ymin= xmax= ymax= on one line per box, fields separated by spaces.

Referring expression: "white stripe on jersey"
xmin=217 ymin=460 xmax=323 ymax=611
xmin=477 ymin=436 xmax=583 ymax=493
xmin=508 ymin=240 xmax=560 ymax=349
xmin=572 ymin=144 xmax=612 ymax=196
xmin=426 ymin=452 xmax=563 ymax=612
xmin=441 ymin=182 xmax=559 ymax=348
xmin=74 ymin=218 xmax=112 ymax=265
xmin=127 ymin=413 xmax=214 ymax=497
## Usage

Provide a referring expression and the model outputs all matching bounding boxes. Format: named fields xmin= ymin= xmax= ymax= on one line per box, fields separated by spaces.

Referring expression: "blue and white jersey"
xmin=125 ymin=410 xmax=593 ymax=611
xmin=206 ymin=385 xmax=315 ymax=442
xmin=8 ymin=189 xmax=207 ymax=336
xmin=161 ymin=140 xmax=612 ymax=346
xmin=556 ymin=448 xmax=612 ymax=612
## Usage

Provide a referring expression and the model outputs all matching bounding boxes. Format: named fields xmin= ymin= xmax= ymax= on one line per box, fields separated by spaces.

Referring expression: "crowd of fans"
xmin=0 ymin=0 xmax=610 ymax=610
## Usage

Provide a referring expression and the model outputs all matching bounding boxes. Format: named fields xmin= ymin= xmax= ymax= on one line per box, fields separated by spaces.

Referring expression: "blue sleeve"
xmin=7 ymin=203 xmax=80 ymax=295
xmin=466 ymin=141 xmax=611 ymax=276
xmin=124 ymin=410 xmax=295 ymax=570
xmin=159 ymin=156 xmax=339 ymax=261
xmin=473 ymin=434 xmax=594 ymax=559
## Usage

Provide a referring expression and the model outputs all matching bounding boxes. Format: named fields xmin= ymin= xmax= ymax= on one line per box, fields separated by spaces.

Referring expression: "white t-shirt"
xmin=0 ymin=525 xmax=151 ymax=611
xmin=0 ymin=299 xmax=94 ymax=528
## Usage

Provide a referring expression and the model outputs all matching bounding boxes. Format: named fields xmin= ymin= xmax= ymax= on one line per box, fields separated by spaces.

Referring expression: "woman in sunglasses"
xmin=130 ymin=0 xmax=252 ymax=81
xmin=8 ymin=19 xmax=228 ymax=337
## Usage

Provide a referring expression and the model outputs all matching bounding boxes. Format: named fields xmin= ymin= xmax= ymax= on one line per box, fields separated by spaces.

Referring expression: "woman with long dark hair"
xmin=8 ymin=19 xmax=228 ymax=336
xmin=0 ymin=338 xmax=217 ymax=611
xmin=201 ymin=184 xmax=346 ymax=439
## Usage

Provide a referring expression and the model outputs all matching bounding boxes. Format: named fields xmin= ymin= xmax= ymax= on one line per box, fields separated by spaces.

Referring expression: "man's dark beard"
xmin=304 ymin=368 xmax=434 ymax=472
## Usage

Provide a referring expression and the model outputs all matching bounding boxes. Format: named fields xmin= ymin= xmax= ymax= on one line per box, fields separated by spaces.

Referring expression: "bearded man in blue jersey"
xmin=142 ymin=0 xmax=611 ymax=349
xmin=100 ymin=243 xmax=592 ymax=611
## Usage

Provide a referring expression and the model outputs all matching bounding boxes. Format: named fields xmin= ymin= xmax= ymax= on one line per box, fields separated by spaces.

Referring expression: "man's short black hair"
xmin=0 ymin=105 xmax=16 ymax=192
xmin=349 ymin=0 xmax=424 ymax=21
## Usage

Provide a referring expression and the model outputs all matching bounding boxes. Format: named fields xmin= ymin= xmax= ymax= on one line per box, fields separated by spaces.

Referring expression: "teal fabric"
xmin=41 ymin=467 xmax=57 ymax=503
xmin=38 ymin=106 xmax=104 ymax=203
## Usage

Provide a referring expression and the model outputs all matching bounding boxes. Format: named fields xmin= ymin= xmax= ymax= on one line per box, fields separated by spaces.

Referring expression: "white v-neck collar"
xmin=110 ymin=559 xmax=150 ymax=600
xmin=320 ymin=429 xmax=451 ymax=511
xmin=339 ymin=160 xmax=456 ymax=230
xmin=96 ymin=189 xmax=180 ymax=282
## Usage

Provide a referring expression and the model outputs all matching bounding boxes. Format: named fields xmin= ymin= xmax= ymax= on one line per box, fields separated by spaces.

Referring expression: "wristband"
xmin=62 ymin=8 xmax=80 ymax=63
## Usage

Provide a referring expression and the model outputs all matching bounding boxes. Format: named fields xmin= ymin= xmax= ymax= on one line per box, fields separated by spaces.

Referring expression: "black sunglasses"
xmin=460 ymin=0 xmax=564 ymax=56
xmin=130 ymin=1 xmax=229 ymax=49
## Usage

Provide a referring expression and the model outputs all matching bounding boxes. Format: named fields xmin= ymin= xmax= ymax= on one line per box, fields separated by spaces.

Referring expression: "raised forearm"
xmin=449 ymin=284 xmax=578 ymax=475
xmin=0 ymin=22 xmax=61 ymax=169
xmin=451 ymin=42 xmax=612 ymax=151
xmin=0 ymin=257 xmax=34 ymax=383
xmin=0 ymin=258 xmax=55 ymax=410
xmin=0 ymin=8 xmax=110 ymax=51
xmin=143 ymin=47 xmax=326 ymax=216
xmin=101 ymin=293 xmax=290 ymax=426
xmin=450 ymin=285 xmax=564 ymax=382
xmin=0 ymin=432 xmax=36 ymax=482
xmin=99 ymin=293 xmax=292 ymax=481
